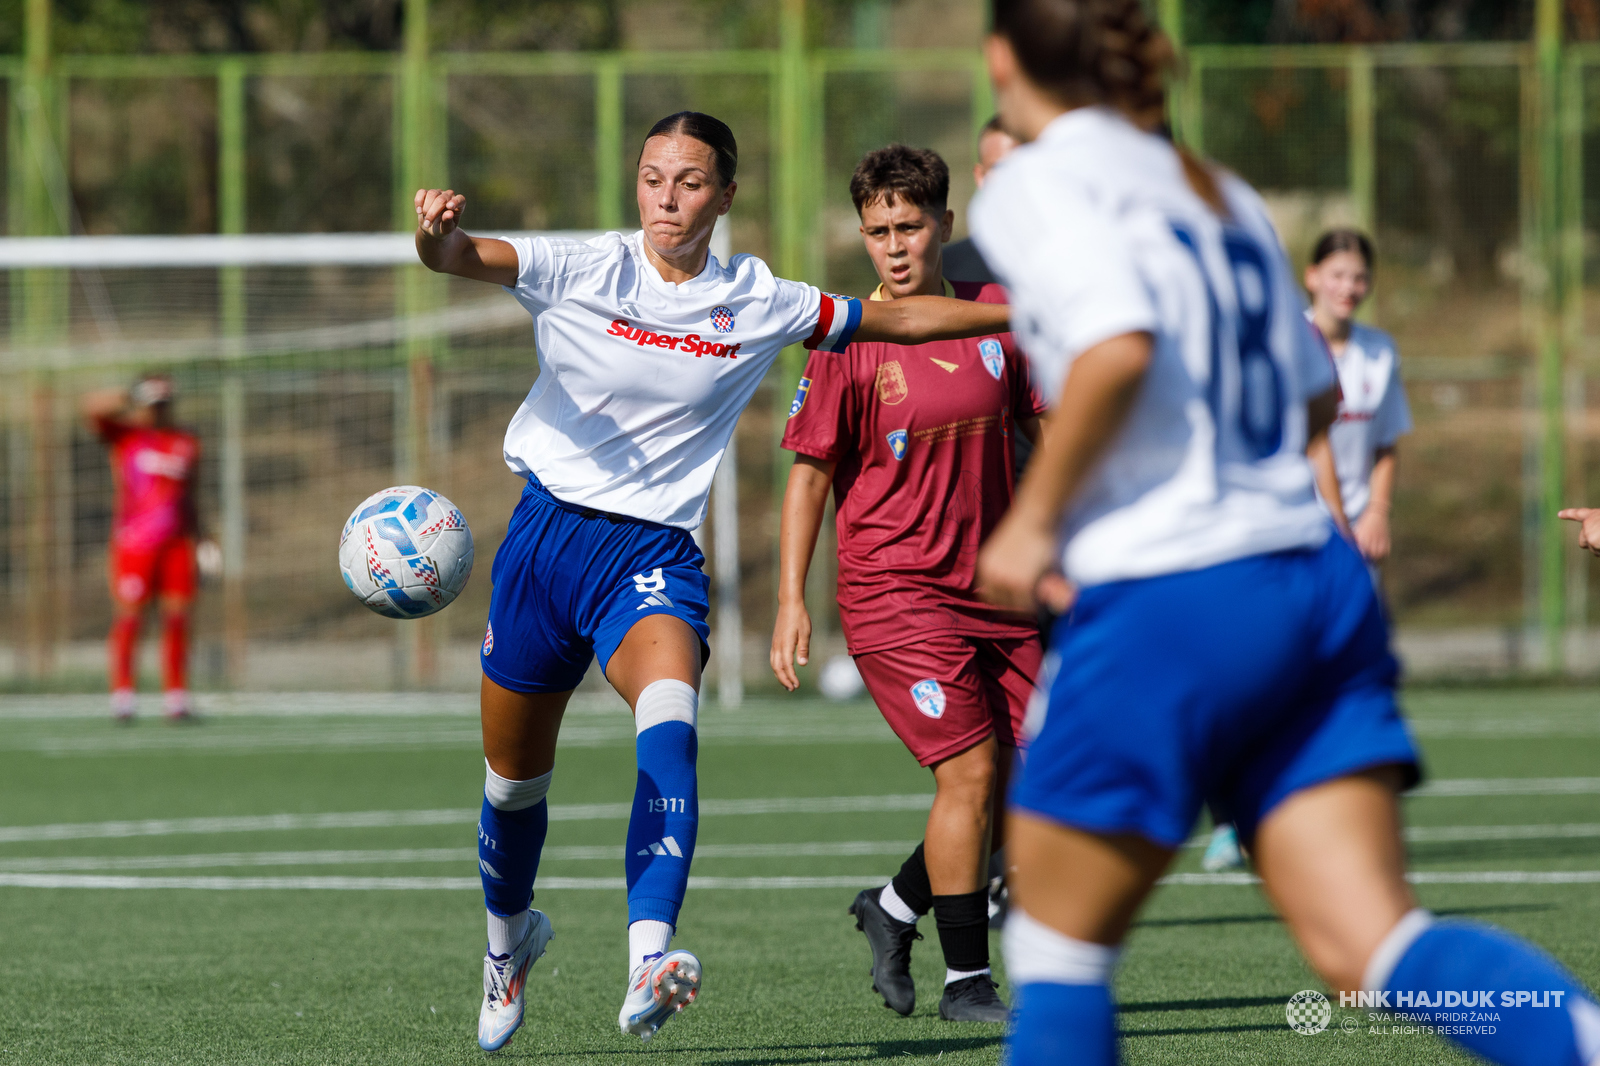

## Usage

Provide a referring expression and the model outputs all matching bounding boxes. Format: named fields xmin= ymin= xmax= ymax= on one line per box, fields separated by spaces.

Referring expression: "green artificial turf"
xmin=0 ymin=689 xmax=1596 ymax=1064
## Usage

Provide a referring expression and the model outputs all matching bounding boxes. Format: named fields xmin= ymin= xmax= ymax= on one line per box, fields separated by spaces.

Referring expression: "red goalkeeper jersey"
xmin=97 ymin=421 xmax=199 ymax=551
xmin=780 ymin=281 xmax=1049 ymax=655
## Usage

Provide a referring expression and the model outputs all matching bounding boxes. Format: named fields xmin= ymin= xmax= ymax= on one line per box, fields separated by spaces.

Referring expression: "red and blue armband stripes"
xmin=804 ymin=293 xmax=863 ymax=353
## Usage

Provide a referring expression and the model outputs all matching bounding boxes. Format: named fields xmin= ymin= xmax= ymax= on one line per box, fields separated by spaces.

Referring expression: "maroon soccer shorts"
xmin=853 ymin=633 xmax=1043 ymax=767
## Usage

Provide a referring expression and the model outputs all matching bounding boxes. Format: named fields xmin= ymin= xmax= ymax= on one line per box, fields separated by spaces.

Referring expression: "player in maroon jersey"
xmin=81 ymin=377 xmax=203 ymax=722
xmin=771 ymin=144 xmax=1046 ymax=1023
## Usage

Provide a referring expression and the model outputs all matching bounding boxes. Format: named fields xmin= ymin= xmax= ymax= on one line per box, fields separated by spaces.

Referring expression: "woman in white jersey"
xmin=1305 ymin=228 xmax=1412 ymax=565
xmin=969 ymin=4 xmax=1598 ymax=1065
xmin=412 ymin=111 xmax=1008 ymax=1053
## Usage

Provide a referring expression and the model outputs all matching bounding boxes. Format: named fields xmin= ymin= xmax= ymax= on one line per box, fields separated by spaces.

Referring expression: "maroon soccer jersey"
xmin=781 ymin=281 xmax=1049 ymax=655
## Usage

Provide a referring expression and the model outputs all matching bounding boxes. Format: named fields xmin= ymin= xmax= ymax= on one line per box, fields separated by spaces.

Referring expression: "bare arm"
xmin=414 ymin=188 xmax=520 ymax=287
xmin=1306 ymin=430 xmax=1350 ymax=538
xmin=852 ymin=295 xmax=1008 ymax=346
xmin=771 ymin=455 xmax=836 ymax=692
xmin=1353 ymin=445 xmax=1397 ymax=562
xmin=80 ymin=388 xmax=129 ymax=437
xmin=1019 ymin=414 xmax=1043 ymax=446
xmin=977 ymin=332 xmax=1153 ymax=612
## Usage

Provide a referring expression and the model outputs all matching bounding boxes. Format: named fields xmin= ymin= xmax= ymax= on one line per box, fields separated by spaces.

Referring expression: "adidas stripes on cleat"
xmin=477 ymin=909 xmax=554 ymax=1052
xmin=618 ymin=949 xmax=702 ymax=1041
xmin=848 ymin=888 xmax=920 ymax=1016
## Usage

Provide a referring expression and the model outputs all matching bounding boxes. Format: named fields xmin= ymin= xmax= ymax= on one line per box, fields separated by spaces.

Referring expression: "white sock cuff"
xmin=1003 ymin=910 xmax=1119 ymax=986
xmin=484 ymin=761 xmax=553 ymax=812
xmin=635 ymin=679 xmax=698 ymax=735
xmin=1362 ymin=908 xmax=1435 ymax=993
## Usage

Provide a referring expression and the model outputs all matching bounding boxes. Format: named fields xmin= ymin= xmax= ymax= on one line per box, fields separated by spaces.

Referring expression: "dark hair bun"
xmin=991 ymin=0 xmax=1174 ymax=130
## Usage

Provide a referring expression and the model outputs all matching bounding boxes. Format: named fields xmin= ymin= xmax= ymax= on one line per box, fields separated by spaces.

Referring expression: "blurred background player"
xmin=973 ymin=3 xmax=1600 ymax=1065
xmin=941 ymin=116 xmax=1018 ymax=286
xmin=1305 ymin=228 xmax=1411 ymax=570
xmin=415 ymin=111 xmax=1009 ymax=1051
xmin=771 ymin=143 xmax=1046 ymax=1023
xmin=81 ymin=377 xmax=202 ymax=722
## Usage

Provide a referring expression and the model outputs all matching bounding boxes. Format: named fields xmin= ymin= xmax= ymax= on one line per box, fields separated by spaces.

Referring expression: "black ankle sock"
xmin=932 ymin=889 xmax=991 ymax=974
xmin=890 ymin=843 xmax=933 ymax=917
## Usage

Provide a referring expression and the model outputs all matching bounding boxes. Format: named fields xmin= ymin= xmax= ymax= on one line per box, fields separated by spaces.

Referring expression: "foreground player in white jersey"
xmin=1305 ymin=228 xmax=1412 ymax=565
xmin=970 ymin=3 xmax=1600 ymax=1064
xmin=414 ymin=110 xmax=1008 ymax=1052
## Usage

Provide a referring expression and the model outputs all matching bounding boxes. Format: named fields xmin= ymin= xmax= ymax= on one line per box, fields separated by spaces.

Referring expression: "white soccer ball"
xmin=338 ymin=485 xmax=474 ymax=619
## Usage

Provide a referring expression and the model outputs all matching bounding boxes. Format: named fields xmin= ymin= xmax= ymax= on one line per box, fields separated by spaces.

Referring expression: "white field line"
xmin=0 ymin=840 xmax=920 ymax=874
xmin=8 ymin=869 xmax=1600 ymax=891
xmin=1184 ymin=821 xmax=1600 ymax=848
xmin=0 ymin=794 xmax=935 ymax=845
xmin=1409 ymin=777 xmax=1600 ymax=797
xmin=1162 ymin=871 xmax=1600 ymax=887
xmin=0 ymin=873 xmax=889 ymax=891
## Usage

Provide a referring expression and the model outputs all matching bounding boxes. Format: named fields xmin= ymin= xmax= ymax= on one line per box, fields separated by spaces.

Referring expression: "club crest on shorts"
xmin=979 ymin=338 xmax=1004 ymax=380
xmin=886 ymin=429 xmax=908 ymax=461
xmin=482 ymin=622 xmax=494 ymax=656
xmin=789 ymin=377 xmax=811 ymax=418
xmin=910 ymin=678 xmax=946 ymax=719
xmin=709 ymin=305 xmax=736 ymax=333
xmin=876 ymin=361 xmax=908 ymax=405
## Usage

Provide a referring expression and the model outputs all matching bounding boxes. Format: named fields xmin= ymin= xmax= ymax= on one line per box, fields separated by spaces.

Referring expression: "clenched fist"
xmin=415 ymin=188 xmax=466 ymax=239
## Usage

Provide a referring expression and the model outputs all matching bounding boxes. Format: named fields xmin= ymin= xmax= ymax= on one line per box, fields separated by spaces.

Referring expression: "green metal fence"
xmin=2 ymin=0 xmax=1597 ymax=687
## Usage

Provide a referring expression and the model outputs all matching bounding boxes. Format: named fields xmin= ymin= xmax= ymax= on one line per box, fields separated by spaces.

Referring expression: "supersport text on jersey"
xmin=969 ymin=107 xmax=1337 ymax=586
xmin=498 ymin=230 xmax=860 ymax=529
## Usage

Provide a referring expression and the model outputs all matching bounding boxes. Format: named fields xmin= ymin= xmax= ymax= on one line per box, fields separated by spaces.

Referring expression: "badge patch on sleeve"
xmin=886 ymin=429 xmax=908 ymax=461
xmin=482 ymin=622 xmax=494 ymax=656
xmin=979 ymin=338 xmax=1004 ymax=380
xmin=789 ymin=377 xmax=811 ymax=418
xmin=910 ymin=679 xmax=946 ymax=719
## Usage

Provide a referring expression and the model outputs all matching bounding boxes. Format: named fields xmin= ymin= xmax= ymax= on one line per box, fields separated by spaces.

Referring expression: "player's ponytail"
xmin=990 ymin=0 xmax=1174 ymax=132
xmin=642 ymin=111 xmax=738 ymax=188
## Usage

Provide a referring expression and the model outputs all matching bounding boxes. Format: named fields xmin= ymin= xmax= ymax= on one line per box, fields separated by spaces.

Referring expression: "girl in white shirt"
xmin=414 ymin=110 xmax=1008 ymax=1052
xmin=1305 ymin=229 xmax=1412 ymax=563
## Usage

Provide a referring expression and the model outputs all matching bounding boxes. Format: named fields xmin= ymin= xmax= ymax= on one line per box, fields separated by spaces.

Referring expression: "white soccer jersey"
xmin=496 ymin=230 xmax=861 ymax=529
xmin=970 ymin=107 xmax=1338 ymax=586
xmin=1320 ymin=319 xmax=1412 ymax=520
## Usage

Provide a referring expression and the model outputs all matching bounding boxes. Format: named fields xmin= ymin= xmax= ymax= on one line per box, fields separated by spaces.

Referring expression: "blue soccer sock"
xmin=624 ymin=679 xmax=699 ymax=928
xmin=478 ymin=761 xmax=552 ymax=955
xmin=1003 ymin=909 xmax=1119 ymax=1066
xmin=1373 ymin=909 xmax=1600 ymax=1066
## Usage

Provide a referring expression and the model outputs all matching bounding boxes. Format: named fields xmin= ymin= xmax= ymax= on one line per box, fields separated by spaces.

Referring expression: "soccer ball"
xmin=338 ymin=485 xmax=474 ymax=619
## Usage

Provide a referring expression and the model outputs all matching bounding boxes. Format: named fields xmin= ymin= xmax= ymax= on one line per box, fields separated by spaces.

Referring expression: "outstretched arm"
xmin=852 ymin=295 xmax=1008 ymax=345
xmin=414 ymin=188 xmax=520 ymax=286
xmin=80 ymin=387 xmax=129 ymax=438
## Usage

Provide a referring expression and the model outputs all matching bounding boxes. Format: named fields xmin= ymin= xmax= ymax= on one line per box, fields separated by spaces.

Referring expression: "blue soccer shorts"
xmin=480 ymin=477 xmax=711 ymax=694
xmin=1013 ymin=531 xmax=1421 ymax=849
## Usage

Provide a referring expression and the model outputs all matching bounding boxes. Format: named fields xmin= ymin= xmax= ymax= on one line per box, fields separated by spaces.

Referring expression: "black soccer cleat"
xmin=847 ymin=887 xmax=921 ymax=1016
xmin=938 ymin=974 xmax=1009 ymax=1023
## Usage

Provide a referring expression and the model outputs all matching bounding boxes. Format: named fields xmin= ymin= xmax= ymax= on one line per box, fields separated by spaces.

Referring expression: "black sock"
xmin=932 ymin=889 xmax=990 ymax=974
xmin=890 ymin=843 xmax=933 ymax=917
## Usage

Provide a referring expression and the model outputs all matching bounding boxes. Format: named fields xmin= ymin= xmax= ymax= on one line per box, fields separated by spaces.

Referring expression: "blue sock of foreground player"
xmin=623 ymin=679 xmax=699 ymax=965
xmin=478 ymin=761 xmax=551 ymax=957
xmin=1374 ymin=910 xmax=1600 ymax=1066
xmin=1003 ymin=909 xmax=1119 ymax=1066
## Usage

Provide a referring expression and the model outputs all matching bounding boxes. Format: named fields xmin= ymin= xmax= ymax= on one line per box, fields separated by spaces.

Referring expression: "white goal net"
xmin=0 ymin=224 xmax=745 ymax=701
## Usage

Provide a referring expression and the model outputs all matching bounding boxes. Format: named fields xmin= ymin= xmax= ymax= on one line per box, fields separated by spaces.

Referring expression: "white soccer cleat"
xmin=111 ymin=689 xmax=136 ymax=723
xmin=618 ymin=949 xmax=702 ymax=1041
xmin=477 ymin=910 xmax=554 ymax=1053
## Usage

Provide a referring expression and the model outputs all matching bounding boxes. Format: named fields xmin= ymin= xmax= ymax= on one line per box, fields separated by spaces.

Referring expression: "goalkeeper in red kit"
xmin=82 ymin=377 xmax=204 ymax=722
xmin=770 ymin=144 xmax=1046 ymax=1023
